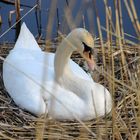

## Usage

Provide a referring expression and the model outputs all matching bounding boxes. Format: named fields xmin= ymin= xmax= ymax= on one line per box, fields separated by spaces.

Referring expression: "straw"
xmin=92 ymin=0 xmax=106 ymax=68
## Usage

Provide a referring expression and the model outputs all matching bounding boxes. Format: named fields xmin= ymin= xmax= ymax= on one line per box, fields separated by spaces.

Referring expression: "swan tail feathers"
xmin=14 ymin=22 xmax=41 ymax=51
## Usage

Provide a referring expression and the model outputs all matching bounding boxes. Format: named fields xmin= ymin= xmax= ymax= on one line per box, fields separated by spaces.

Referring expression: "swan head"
xmin=66 ymin=28 xmax=95 ymax=70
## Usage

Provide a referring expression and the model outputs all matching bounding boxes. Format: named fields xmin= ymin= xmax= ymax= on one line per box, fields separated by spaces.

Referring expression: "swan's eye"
xmin=82 ymin=42 xmax=93 ymax=58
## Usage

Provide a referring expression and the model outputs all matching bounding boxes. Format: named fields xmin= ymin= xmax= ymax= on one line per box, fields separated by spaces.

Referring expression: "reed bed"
xmin=0 ymin=0 xmax=140 ymax=139
xmin=0 ymin=39 xmax=139 ymax=139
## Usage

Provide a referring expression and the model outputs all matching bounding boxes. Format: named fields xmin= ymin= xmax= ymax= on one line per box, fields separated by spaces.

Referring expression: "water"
xmin=0 ymin=0 xmax=139 ymax=43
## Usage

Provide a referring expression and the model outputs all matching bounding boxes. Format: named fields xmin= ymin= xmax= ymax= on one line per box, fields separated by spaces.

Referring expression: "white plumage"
xmin=3 ymin=23 xmax=112 ymax=120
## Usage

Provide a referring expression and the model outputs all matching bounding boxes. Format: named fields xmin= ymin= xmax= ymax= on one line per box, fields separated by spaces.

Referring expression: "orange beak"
xmin=83 ymin=51 xmax=96 ymax=71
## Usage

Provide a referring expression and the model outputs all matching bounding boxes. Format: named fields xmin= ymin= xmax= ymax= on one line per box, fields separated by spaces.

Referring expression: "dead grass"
xmin=0 ymin=37 xmax=139 ymax=139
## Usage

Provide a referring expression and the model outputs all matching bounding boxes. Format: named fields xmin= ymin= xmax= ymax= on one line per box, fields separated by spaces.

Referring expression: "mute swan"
xmin=3 ymin=23 xmax=112 ymax=121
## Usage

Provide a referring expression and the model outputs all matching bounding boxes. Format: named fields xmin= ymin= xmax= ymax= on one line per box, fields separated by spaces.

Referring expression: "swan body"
xmin=3 ymin=23 xmax=112 ymax=120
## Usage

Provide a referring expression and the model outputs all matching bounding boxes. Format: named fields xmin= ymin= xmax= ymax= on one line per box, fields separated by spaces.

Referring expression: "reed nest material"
xmin=0 ymin=39 xmax=139 ymax=140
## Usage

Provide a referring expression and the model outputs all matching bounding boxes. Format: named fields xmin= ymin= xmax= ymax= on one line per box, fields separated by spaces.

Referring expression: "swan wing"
xmin=3 ymin=52 xmax=87 ymax=119
xmin=14 ymin=23 xmax=42 ymax=51
xmin=3 ymin=50 xmax=54 ymax=115
xmin=30 ymin=50 xmax=93 ymax=81
xmin=12 ymin=22 xmax=92 ymax=82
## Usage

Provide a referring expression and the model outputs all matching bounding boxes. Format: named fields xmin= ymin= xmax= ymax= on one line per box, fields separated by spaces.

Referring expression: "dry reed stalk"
xmin=103 ymin=0 xmax=115 ymax=33
xmin=82 ymin=15 xmax=85 ymax=29
xmin=124 ymin=32 xmax=140 ymax=41
xmin=0 ymin=4 xmax=37 ymax=39
xmin=0 ymin=131 xmax=15 ymax=140
xmin=108 ymin=7 xmax=113 ymax=47
xmin=131 ymin=92 xmax=140 ymax=139
xmin=115 ymin=0 xmax=131 ymax=83
xmin=105 ymin=1 xmax=111 ymax=62
xmin=109 ymin=34 xmax=116 ymax=140
xmin=56 ymin=8 xmax=60 ymax=37
xmin=35 ymin=0 xmax=42 ymax=38
xmin=35 ymin=117 xmax=47 ymax=140
xmin=0 ymin=0 xmax=32 ymax=8
xmin=92 ymin=0 xmax=106 ymax=69
xmin=86 ymin=3 xmax=95 ymax=35
xmin=137 ymin=90 xmax=140 ymax=136
xmin=43 ymin=2 xmax=59 ymax=137
xmin=123 ymin=0 xmax=140 ymax=38
xmin=61 ymin=0 xmax=76 ymax=33
xmin=118 ymin=0 xmax=124 ymax=42
xmin=0 ymin=15 xmax=2 ymax=25
xmin=65 ymin=0 xmax=69 ymax=6
xmin=15 ymin=0 xmax=21 ymax=40
xmin=129 ymin=0 xmax=140 ymax=35
xmin=101 ymin=25 xmax=138 ymax=46
xmin=8 ymin=9 xmax=23 ymax=27
xmin=91 ymin=91 xmax=102 ymax=140
xmin=63 ymin=1 xmax=76 ymax=30
xmin=104 ymin=3 xmax=113 ymax=140
xmin=45 ymin=0 xmax=57 ymax=41
xmin=63 ymin=1 xmax=90 ymax=32
xmin=8 ymin=10 xmax=14 ymax=26
xmin=115 ymin=3 xmax=129 ymax=139
xmin=74 ymin=1 xmax=88 ymax=28
xmin=114 ymin=5 xmax=135 ymax=138
xmin=63 ymin=0 xmax=94 ymax=35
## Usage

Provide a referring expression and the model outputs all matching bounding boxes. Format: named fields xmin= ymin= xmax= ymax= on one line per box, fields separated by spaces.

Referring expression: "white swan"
xmin=3 ymin=23 xmax=112 ymax=121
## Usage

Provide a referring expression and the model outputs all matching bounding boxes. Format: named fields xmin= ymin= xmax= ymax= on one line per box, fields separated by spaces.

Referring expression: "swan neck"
xmin=54 ymin=39 xmax=74 ymax=81
xmin=54 ymin=38 xmax=94 ymax=102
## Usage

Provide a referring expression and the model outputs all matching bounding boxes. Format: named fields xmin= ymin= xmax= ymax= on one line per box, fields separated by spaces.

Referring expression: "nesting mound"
xmin=0 ymin=40 xmax=140 ymax=139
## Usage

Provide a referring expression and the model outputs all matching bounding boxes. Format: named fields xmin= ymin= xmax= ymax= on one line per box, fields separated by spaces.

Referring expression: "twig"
xmin=45 ymin=0 xmax=57 ymax=40
xmin=0 ymin=4 xmax=37 ymax=39
xmin=92 ymin=0 xmax=106 ymax=68
xmin=123 ymin=0 xmax=140 ymax=38
xmin=0 ymin=15 xmax=2 ymax=25
xmin=103 ymin=0 xmax=115 ymax=32
xmin=15 ymin=0 xmax=21 ymax=40
xmin=0 ymin=0 xmax=32 ymax=8
xmin=65 ymin=0 xmax=69 ymax=6
xmin=56 ymin=8 xmax=60 ymax=37
xmin=129 ymin=0 xmax=140 ymax=34
xmin=35 ymin=0 xmax=42 ymax=37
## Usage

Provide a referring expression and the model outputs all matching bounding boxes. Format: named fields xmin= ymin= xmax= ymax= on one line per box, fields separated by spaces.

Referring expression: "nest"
xmin=0 ymin=39 xmax=140 ymax=140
